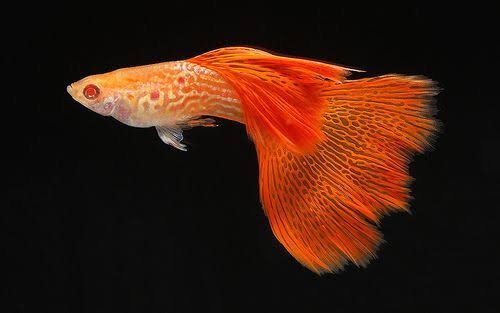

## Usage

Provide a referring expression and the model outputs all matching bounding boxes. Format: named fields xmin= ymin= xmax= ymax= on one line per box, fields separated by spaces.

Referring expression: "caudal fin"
xmin=257 ymin=75 xmax=438 ymax=273
xmin=191 ymin=48 xmax=438 ymax=273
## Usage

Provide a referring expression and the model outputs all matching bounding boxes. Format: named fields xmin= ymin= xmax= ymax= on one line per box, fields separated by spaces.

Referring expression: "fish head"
xmin=67 ymin=73 xmax=121 ymax=117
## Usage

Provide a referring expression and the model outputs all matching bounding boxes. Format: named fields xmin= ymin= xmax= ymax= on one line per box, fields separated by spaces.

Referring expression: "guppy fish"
xmin=67 ymin=47 xmax=438 ymax=274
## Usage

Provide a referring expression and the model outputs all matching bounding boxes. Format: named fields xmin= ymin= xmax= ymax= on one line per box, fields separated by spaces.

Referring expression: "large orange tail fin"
xmin=190 ymin=48 xmax=438 ymax=273
xmin=257 ymin=76 xmax=438 ymax=273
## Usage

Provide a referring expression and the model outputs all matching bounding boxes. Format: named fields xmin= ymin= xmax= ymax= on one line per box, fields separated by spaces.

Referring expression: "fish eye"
xmin=83 ymin=84 xmax=100 ymax=100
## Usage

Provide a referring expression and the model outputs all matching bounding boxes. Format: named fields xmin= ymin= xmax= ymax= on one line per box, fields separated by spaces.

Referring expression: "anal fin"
xmin=182 ymin=117 xmax=218 ymax=128
xmin=156 ymin=117 xmax=219 ymax=151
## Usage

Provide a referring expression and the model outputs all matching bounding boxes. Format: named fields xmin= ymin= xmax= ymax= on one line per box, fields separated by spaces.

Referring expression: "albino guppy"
xmin=67 ymin=47 xmax=438 ymax=274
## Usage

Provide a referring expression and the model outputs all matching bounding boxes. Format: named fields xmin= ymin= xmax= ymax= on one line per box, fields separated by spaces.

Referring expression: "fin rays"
xmin=190 ymin=48 xmax=438 ymax=273
xmin=257 ymin=75 xmax=437 ymax=273
xmin=190 ymin=47 xmax=352 ymax=154
xmin=156 ymin=117 xmax=219 ymax=151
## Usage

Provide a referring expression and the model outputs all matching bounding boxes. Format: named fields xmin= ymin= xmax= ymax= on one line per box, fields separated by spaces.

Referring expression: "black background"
xmin=3 ymin=4 xmax=499 ymax=313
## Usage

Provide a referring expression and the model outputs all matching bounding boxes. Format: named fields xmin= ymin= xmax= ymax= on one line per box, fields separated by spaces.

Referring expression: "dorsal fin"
xmin=190 ymin=47 xmax=352 ymax=154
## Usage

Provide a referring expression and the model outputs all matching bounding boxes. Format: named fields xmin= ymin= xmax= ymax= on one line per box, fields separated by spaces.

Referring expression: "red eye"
xmin=83 ymin=84 xmax=100 ymax=100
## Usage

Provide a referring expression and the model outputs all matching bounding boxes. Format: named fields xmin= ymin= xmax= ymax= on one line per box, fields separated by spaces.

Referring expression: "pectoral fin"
xmin=156 ymin=126 xmax=187 ymax=151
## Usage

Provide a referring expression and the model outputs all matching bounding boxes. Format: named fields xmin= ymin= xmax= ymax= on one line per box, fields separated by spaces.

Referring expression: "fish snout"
xmin=66 ymin=84 xmax=75 ymax=97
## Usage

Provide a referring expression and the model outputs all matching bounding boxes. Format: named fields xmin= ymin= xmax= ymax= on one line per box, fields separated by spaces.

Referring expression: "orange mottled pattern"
xmin=190 ymin=47 xmax=352 ymax=154
xmin=116 ymin=61 xmax=242 ymax=127
xmin=70 ymin=61 xmax=243 ymax=128
xmin=192 ymin=48 xmax=438 ymax=273
xmin=256 ymin=76 xmax=437 ymax=273
xmin=68 ymin=47 xmax=438 ymax=274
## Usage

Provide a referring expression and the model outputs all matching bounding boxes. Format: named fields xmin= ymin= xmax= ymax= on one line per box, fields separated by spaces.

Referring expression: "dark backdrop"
xmin=3 ymin=4 xmax=499 ymax=313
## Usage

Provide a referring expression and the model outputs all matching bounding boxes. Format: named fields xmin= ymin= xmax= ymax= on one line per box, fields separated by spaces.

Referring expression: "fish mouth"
xmin=66 ymin=84 xmax=76 ymax=99
xmin=66 ymin=84 xmax=73 ymax=94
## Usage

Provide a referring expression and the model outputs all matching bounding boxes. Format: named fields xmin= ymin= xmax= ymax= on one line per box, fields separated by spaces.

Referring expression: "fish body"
xmin=68 ymin=47 xmax=438 ymax=273
xmin=68 ymin=60 xmax=244 ymax=149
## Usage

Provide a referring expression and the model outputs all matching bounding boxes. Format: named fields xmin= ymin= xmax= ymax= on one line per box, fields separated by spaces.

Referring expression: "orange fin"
xmin=256 ymin=75 xmax=438 ymax=273
xmin=181 ymin=117 xmax=218 ymax=128
xmin=189 ymin=47 xmax=352 ymax=154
